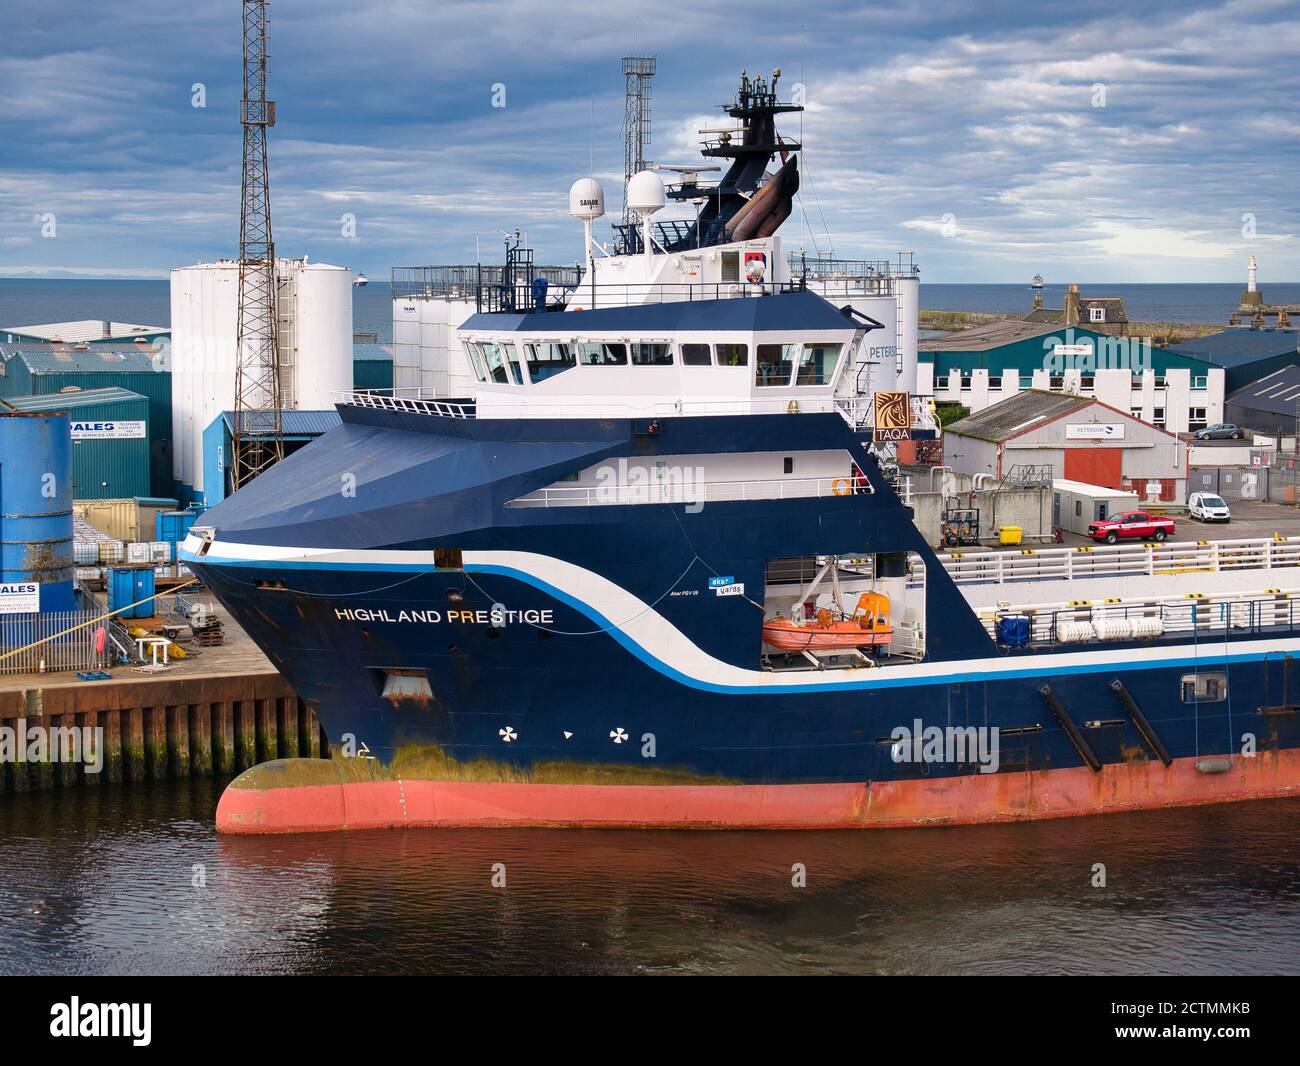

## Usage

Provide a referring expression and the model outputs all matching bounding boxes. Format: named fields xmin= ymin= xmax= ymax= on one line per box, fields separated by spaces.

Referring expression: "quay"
xmin=0 ymin=613 xmax=327 ymax=794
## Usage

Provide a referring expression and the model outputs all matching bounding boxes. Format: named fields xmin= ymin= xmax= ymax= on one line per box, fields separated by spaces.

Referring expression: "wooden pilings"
xmin=0 ymin=673 xmax=327 ymax=793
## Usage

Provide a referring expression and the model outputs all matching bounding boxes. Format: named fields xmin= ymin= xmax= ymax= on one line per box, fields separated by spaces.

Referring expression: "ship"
xmin=184 ymin=70 xmax=1300 ymax=833
xmin=353 ymin=272 xmax=368 ymax=287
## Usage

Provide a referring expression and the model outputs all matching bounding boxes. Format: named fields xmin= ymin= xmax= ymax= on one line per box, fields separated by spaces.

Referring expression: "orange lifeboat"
xmin=762 ymin=593 xmax=893 ymax=652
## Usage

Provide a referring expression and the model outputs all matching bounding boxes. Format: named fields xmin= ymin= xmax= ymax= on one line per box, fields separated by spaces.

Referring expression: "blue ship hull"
xmin=184 ymin=406 xmax=1300 ymax=830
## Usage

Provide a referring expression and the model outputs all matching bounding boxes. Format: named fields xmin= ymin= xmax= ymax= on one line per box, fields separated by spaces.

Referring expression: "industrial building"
xmin=170 ymin=257 xmax=353 ymax=503
xmin=352 ymin=343 xmax=394 ymax=392
xmin=201 ymin=409 xmax=341 ymax=505
xmin=1 ymin=387 xmax=151 ymax=498
xmin=1166 ymin=327 xmax=1300 ymax=393
xmin=1224 ymin=365 xmax=1300 ymax=436
xmin=1 ymin=320 xmax=169 ymax=345
xmin=943 ymin=390 xmax=1188 ymax=501
xmin=920 ymin=320 xmax=1224 ymax=434
xmin=0 ymin=346 xmax=172 ymax=497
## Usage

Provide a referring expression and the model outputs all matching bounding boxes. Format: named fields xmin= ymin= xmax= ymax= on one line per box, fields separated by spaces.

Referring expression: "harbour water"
xmin=1 ymin=778 xmax=1297 ymax=975
xmin=4 ymin=279 xmax=1299 ymax=347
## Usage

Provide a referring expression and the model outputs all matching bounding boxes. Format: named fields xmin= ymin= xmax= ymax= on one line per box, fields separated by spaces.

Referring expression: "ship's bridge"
xmin=453 ymin=289 xmax=864 ymax=421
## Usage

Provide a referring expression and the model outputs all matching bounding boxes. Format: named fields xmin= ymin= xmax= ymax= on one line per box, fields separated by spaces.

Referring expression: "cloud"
xmin=0 ymin=0 xmax=1297 ymax=282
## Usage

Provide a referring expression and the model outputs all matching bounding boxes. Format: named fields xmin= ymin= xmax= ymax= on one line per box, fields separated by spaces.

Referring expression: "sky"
xmin=1 ymin=0 xmax=1297 ymax=283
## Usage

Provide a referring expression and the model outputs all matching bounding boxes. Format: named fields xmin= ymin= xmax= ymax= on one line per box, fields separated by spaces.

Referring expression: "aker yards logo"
xmin=873 ymin=391 xmax=912 ymax=443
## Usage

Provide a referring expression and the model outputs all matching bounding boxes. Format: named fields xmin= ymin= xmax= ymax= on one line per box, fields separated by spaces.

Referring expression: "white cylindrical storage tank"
xmin=170 ymin=257 xmax=353 ymax=503
xmin=287 ymin=261 xmax=353 ymax=408
xmin=896 ymin=274 xmax=919 ymax=394
xmin=170 ymin=260 xmax=241 ymax=501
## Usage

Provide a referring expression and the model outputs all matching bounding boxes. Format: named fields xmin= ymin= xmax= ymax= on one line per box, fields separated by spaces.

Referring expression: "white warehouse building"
xmin=170 ymin=257 xmax=353 ymax=503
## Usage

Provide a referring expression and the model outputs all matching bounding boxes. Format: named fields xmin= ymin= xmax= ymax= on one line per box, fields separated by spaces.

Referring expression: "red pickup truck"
xmin=1087 ymin=510 xmax=1176 ymax=544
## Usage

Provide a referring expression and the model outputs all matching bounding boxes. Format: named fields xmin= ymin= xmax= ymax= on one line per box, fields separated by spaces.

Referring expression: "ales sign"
xmin=873 ymin=391 xmax=913 ymax=443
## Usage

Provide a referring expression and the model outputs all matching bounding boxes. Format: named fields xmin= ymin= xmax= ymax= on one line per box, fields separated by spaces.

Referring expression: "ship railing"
xmin=976 ymin=590 xmax=1300 ymax=648
xmin=335 ymin=390 xmax=476 ymax=419
xmin=507 ymin=475 xmax=874 ymax=509
xmin=935 ymin=535 xmax=1300 ymax=587
xmin=562 ymin=279 xmax=804 ymax=310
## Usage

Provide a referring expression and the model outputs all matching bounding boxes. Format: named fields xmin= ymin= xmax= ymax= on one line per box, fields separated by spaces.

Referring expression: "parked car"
xmin=1087 ymin=510 xmax=1177 ymax=544
xmin=1194 ymin=423 xmax=1244 ymax=440
xmin=1188 ymin=492 xmax=1231 ymax=522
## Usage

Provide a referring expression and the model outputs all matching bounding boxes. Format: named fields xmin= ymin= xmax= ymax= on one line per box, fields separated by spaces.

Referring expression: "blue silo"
xmin=0 ymin=412 xmax=75 ymax=613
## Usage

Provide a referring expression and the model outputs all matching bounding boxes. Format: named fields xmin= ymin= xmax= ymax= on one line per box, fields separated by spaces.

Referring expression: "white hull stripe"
xmin=183 ymin=537 xmax=1300 ymax=694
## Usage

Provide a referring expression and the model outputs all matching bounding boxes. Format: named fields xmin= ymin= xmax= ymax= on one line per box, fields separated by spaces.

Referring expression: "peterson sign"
xmin=1065 ymin=422 xmax=1125 ymax=440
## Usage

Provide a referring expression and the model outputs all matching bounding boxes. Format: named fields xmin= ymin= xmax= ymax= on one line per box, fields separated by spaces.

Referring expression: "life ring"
xmin=832 ymin=478 xmax=851 ymax=496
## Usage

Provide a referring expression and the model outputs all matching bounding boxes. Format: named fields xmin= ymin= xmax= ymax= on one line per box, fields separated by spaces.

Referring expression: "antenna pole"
xmin=622 ymin=55 xmax=656 ymax=233
xmin=232 ymin=0 xmax=283 ymax=490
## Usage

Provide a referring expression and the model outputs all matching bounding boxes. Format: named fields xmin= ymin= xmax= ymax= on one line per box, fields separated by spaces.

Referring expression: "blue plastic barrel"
xmin=0 ymin=412 xmax=75 ymax=613
xmin=995 ymin=613 xmax=1031 ymax=647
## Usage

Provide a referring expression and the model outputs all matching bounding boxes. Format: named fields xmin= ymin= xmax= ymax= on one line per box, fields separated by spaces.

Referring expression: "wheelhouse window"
xmin=482 ymin=342 xmax=510 ymax=384
xmin=465 ymin=342 xmax=488 ymax=383
xmin=524 ymin=341 xmax=576 ymax=382
xmin=681 ymin=343 xmax=712 ymax=367
xmin=502 ymin=342 xmax=524 ymax=385
xmin=755 ymin=343 xmax=797 ymax=386
xmin=631 ymin=342 xmax=673 ymax=366
xmin=715 ymin=342 xmax=748 ymax=367
xmin=795 ymin=342 xmax=841 ymax=386
xmin=577 ymin=342 xmax=628 ymax=366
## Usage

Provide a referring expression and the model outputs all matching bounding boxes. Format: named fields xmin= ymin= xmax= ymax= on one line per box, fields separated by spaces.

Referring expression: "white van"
xmin=1188 ymin=492 xmax=1231 ymax=523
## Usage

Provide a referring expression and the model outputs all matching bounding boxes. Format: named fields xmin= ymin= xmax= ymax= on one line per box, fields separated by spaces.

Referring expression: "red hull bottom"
xmin=216 ymin=749 xmax=1300 ymax=834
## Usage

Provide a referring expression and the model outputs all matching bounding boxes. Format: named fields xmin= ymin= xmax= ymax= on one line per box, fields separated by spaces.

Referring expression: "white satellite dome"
xmin=569 ymin=177 xmax=605 ymax=220
xmin=627 ymin=170 xmax=666 ymax=215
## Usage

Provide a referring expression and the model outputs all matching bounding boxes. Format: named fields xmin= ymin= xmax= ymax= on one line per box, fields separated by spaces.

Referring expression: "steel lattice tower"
xmin=621 ymin=56 xmax=656 ymax=227
xmin=232 ymin=0 xmax=283 ymax=489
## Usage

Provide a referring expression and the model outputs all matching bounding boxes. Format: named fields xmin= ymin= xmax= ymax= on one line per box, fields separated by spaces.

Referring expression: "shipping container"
xmin=106 ymin=564 xmax=156 ymax=618
xmin=155 ymin=508 xmax=199 ymax=544
xmin=76 ymin=496 xmax=180 ymax=543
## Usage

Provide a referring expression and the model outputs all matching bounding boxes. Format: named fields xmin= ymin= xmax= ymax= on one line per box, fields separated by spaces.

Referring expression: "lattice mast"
xmin=621 ymin=56 xmax=656 ymax=228
xmin=232 ymin=0 xmax=283 ymax=489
